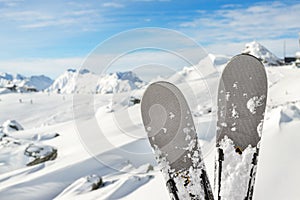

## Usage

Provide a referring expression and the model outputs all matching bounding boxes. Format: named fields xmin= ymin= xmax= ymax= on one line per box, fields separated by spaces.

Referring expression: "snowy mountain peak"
xmin=79 ymin=69 xmax=90 ymax=74
xmin=47 ymin=69 xmax=145 ymax=94
xmin=114 ymin=71 xmax=142 ymax=82
xmin=242 ymin=41 xmax=282 ymax=66
xmin=0 ymin=72 xmax=53 ymax=93
xmin=15 ymin=74 xmax=26 ymax=80
xmin=67 ymin=69 xmax=77 ymax=73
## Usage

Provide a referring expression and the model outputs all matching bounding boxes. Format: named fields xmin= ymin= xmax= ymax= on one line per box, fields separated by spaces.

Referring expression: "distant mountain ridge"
xmin=0 ymin=41 xmax=282 ymax=95
xmin=47 ymin=69 xmax=146 ymax=94
xmin=0 ymin=72 xmax=53 ymax=93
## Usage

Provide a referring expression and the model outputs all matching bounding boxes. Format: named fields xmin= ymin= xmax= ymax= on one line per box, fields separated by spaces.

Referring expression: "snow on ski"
xmin=215 ymin=54 xmax=268 ymax=200
xmin=141 ymin=81 xmax=214 ymax=200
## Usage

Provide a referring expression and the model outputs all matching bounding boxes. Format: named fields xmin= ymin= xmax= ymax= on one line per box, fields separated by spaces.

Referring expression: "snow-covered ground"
xmin=1 ymin=49 xmax=300 ymax=199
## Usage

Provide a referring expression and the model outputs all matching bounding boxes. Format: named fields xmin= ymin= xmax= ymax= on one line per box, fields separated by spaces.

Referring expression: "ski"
xmin=215 ymin=54 xmax=268 ymax=200
xmin=141 ymin=81 xmax=214 ymax=200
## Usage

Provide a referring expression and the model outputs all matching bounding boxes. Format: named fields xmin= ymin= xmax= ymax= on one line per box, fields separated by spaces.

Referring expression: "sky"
xmin=0 ymin=0 xmax=299 ymax=78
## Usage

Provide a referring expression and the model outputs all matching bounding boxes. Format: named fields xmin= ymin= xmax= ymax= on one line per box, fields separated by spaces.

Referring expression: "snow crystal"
xmin=169 ymin=112 xmax=175 ymax=119
xmin=226 ymin=92 xmax=230 ymax=101
xmin=233 ymin=82 xmax=238 ymax=89
xmin=231 ymin=104 xmax=239 ymax=119
xmin=151 ymin=130 xmax=208 ymax=199
xmin=183 ymin=127 xmax=191 ymax=141
xmin=247 ymin=95 xmax=266 ymax=114
xmin=161 ymin=128 xmax=167 ymax=134
xmin=221 ymin=122 xmax=227 ymax=127
xmin=183 ymin=127 xmax=190 ymax=134
xmin=257 ymin=121 xmax=263 ymax=137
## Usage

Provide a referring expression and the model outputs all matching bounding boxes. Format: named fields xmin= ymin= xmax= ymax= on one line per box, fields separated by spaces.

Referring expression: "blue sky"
xmin=0 ymin=0 xmax=299 ymax=78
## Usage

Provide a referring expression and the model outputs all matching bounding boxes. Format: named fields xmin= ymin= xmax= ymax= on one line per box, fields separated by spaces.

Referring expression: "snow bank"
xmin=54 ymin=174 xmax=103 ymax=199
xmin=1 ymin=120 xmax=24 ymax=133
xmin=280 ymin=104 xmax=300 ymax=124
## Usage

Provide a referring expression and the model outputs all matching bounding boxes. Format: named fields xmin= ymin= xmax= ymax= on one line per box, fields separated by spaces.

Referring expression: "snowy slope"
xmin=0 ymin=72 xmax=53 ymax=92
xmin=47 ymin=69 xmax=145 ymax=94
xmin=242 ymin=41 xmax=283 ymax=66
xmin=1 ymin=55 xmax=300 ymax=199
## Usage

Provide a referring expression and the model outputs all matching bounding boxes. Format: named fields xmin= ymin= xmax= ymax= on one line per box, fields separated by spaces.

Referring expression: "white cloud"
xmin=0 ymin=0 xmax=23 ymax=7
xmin=0 ymin=3 xmax=101 ymax=30
xmin=0 ymin=57 xmax=83 ymax=78
xmin=179 ymin=2 xmax=300 ymax=56
xmin=20 ymin=18 xmax=76 ymax=29
xmin=1 ymin=11 xmax=52 ymax=21
xmin=102 ymin=2 xmax=124 ymax=8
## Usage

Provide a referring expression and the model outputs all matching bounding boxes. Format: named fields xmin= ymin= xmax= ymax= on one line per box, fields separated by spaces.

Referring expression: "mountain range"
xmin=0 ymin=41 xmax=284 ymax=95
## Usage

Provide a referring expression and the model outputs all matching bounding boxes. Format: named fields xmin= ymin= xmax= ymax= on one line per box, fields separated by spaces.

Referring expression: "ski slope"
xmin=1 ymin=59 xmax=300 ymax=199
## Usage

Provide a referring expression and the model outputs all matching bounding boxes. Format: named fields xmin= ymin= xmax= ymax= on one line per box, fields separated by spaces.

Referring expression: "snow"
xmin=47 ymin=69 xmax=145 ymax=94
xmin=246 ymin=95 xmax=266 ymax=114
xmin=27 ymin=75 xmax=54 ymax=91
xmin=218 ymin=136 xmax=257 ymax=200
xmin=1 ymin=48 xmax=300 ymax=199
xmin=0 ymin=72 xmax=53 ymax=92
xmin=242 ymin=41 xmax=282 ymax=66
xmin=2 ymin=120 xmax=24 ymax=133
xmin=54 ymin=174 xmax=103 ymax=199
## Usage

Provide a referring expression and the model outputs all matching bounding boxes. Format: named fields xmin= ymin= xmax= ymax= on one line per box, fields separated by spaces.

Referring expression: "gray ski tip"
xmin=216 ymin=54 xmax=268 ymax=151
xmin=141 ymin=81 xmax=198 ymax=171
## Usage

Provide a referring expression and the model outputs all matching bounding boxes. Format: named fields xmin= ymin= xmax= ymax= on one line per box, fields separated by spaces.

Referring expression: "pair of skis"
xmin=141 ymin=54 xmax=268 ymax=200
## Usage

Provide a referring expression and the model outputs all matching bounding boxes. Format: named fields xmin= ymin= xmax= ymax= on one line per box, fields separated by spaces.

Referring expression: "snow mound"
xmin=0 ymin=136 xmax=57 ymax=172
xmin=24 ymin=144 xmax=57 ymax=166
xmin=48 ymin=69 xmax=145 ymax=94
xmin=209 ymin=54 xmax=230 ymax=69
xmin=32 ymin=132 xmax=60 ymax=141
xmin=1 ymin=120 xmax=24 ymax=133
xmin=242 ymin=41 xmax=282 ymax=66
xmin=54 ymin=174 xmax=103 ymax=199
xmin=168 ymin=66 xmax=203 ymax=84
xmin=107 ymin=175 xmax=153 ymax=199
xmin=280 ymin=104 xmax=300 ymax=124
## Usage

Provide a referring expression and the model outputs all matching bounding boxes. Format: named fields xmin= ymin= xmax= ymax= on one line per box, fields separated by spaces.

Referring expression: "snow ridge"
xmin=47 ymin=69 xmax=145 ymax=94
xmin=242 ymin=41 xmax=282 ymax=66
xmin=0 ymin=72 xmax=53 ymax=93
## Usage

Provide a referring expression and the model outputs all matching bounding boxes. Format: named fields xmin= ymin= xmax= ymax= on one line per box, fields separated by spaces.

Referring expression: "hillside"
xmin=1 ymin=47 xmax=300 ymax=199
